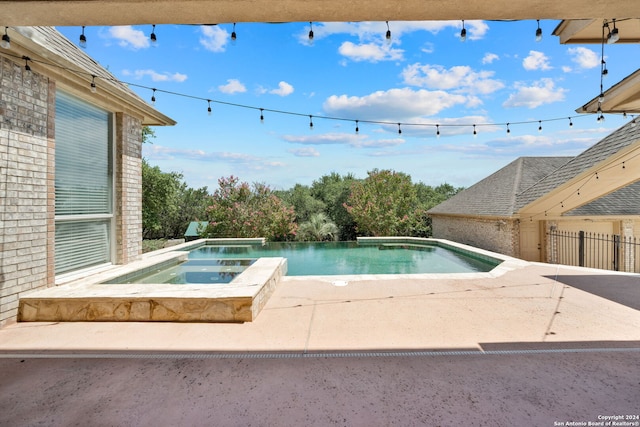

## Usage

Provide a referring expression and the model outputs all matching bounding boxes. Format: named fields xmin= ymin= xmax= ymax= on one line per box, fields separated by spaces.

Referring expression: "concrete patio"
xmin=1 ymin=262 xmax=639 ymax=425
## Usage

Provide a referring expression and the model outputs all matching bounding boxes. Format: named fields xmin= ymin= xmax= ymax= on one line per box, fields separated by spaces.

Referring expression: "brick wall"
xmin=114 ymin=113 xmax=143 ymax=264
xmin=0 ymin=56 xmax=55 ymax=325
xmin=431 ymin=215 xmax=519 ymax=257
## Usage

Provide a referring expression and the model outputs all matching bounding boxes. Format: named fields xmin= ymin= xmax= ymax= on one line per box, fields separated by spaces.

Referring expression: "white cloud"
xmin=288 ymin=147 xmax=320 ymax=157
xmin=109 ymin=26 xmax=149 ymax=49
xmin=270 ymin=81 xmax=294 ymax=96
xmin=142 ymin=144 xmax=285 ymax=170
xmin=482 ymin=53 xmax=499 ymax=64
xmin=523 ymin=50 xmax=552 ymax=71
xmin=282 ymin=132 xmax=405 ymax=149
xmin=401 ymin=64 xmax=504 ymax=94
xmin=323 ymin=88 xmax=470 ymax=121
xmin=562 ymin=66 xmax=573 ymax=73
xmin=122 ymin=69 xmax=187 ymax=82
xmin=218 ymin=79 xmax=246 ymax=94
xmin=200 ymin=26 xmax=228 ymax=52
xmin=502 ymin=78 xmax=567 ymax=108
xmin=338 ymin=41 xmax=404 ymax=62
xmin=567 ymin=47 xmax=600 ymax=69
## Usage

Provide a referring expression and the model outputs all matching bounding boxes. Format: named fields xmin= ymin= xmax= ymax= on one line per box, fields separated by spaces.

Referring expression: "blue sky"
xmin=57 ymin=21 xmax=637 ymax=190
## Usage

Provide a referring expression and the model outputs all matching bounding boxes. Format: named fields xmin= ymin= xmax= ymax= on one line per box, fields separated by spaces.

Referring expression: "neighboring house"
xmin=0 ymin=27 xmax=175 ymax=325
xmin=429 ymin=120 xmax=640 ymax=267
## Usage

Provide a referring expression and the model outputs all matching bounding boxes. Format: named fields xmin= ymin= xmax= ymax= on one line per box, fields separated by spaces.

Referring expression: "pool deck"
xmin=1 ymin=261 xmax=639 ymax=425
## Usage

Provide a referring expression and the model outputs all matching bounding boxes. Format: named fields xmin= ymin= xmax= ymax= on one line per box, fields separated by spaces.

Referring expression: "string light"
xmin=595 ymin=172 xmax=599 ymax=180
xmin=355 ymin=120 xmax=359 ymax=134
xmin=535 ymin=20 xmax=542 ymax=42
xmin=151 ymin=88 xmax=156 ymax=105
xmin=506 ymin=123 xmax=510 ymax=135
xmin=397 ymin=123 xmax=402 ymax=134
xmin=90 ymin=75 xmax=97 ymax=93
xmin=308 ymin=22 xmax=314 ymax=41
xmin=207 ymin=99 xmax=212 ymax=115
xmin=622 ymin=161 xmax=626 ymax=169
xmin=608 ymin=19 xmax=619 ymax=44
xmin=150 ymin=25 xmax=157 ymax=44
xmin=385 ymin=21 xmax=391 ymax=42
xmin=460 ymin=20 xmax=467 ymax=42
xmin=79 ymin=26 xmax=87 ymax=48
xmin=473 ymin=124 xmax=477 ymax=136
xmin=309 ymin=115 xmax=313 ymax=129
xmin=260 ymin=108 xmax=264 ymax=123
xmin=538 ymin=120 xmax=542 ymax=132
xmin=623 ymin=112 xmax=627 ymax=119
xmin=0 ymin=49 xmax=600 ymax=136
xmin=1 ymin=27 xmax=10 ymax=49
xmin=436 ymin=124 xmax=440 ymax=138
xmin=23 ymin=56 xmax=31 ymax=72
xmin=231 ymin=23 xmax=237 ymax=43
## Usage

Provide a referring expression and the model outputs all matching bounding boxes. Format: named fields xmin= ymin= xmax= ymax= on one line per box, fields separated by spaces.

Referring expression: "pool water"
xmin=189 ymin=241 xmax=500 ymax=276
xmin=107 ymin=259 xmax=255 ymax=284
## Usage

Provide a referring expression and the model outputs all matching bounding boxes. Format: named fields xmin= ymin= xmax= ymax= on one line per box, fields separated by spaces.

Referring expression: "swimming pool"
xmin=189 ymin=240 xmax=500 ymax=276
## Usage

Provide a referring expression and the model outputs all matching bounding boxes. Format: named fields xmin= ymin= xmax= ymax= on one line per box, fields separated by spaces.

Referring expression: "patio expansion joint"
xmin=1 ymin=347 xmax=639 ymax=360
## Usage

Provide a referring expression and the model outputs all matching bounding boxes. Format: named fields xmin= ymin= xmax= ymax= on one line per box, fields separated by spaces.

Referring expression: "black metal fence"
xmin=548 ymin=230 xmax=640 ymax=273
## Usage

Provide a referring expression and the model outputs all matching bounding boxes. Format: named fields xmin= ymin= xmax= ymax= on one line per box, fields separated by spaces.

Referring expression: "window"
xmin=55 ymin=91 xmax=113 ymax=275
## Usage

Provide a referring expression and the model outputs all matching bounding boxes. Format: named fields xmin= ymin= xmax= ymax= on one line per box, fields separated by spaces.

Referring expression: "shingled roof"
xmin=427 ymin=157 xmax=571 ymax=217
xmin=515 ymin=120 xmax=640 ymax=211
xmin=565 ymin=181 xmax=640 ymax=216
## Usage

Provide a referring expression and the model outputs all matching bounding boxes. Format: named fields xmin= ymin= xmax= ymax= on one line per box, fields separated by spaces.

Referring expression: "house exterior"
xmin=429 ymin=120 xmax=640 ymax=268
xmin=0 ymin=27 xmax=175 ymax=325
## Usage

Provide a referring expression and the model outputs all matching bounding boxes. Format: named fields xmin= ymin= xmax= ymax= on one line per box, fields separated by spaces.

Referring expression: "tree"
xmin=142 ymin=125 xmax=156 ymax=144
xmin=310 ymin=172 xmax=359 ymax=240
xmin=142 ymin=159 xmax=183 ymax=239
xmin=297 ymin=213 xmax=339 ymax=241
xmin=276 ymin=184 xmax=325 ymax=224
xmin=202 ymin=176 xmax=297 ymax=241
xmin=142 ymin=159 xmax=209 ymax=239
xmin=344 ymin=169 xmax=426 ymax=237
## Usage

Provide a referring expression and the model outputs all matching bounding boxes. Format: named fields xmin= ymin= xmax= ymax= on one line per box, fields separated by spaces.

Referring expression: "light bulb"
xmin=535 ymin=20 xmax=542 ymax=42
xmin=90 ymin=76 xmax=97 ymax=93
xmin=150 ymin=25 xmax=157 ymax=44
xmin=79 ymin=26 xmax=87 ymax=48
xmin=460 ymin=21 xmax=466 ymax=42
xmin=1 ymin=27 xmax=10 ymax=49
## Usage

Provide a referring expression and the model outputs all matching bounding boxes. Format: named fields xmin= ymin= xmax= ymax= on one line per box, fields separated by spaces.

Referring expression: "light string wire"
xmin=523 ymin=148 xmax=640 ymax=222
xmin=0 ymin=49 xmax=610 ymax=134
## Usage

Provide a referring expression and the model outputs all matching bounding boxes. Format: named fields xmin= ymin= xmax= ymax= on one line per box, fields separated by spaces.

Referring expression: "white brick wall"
xmin=0 ymin=55 xmax=54 ymax=325
xmin=431 ymin=215 xmax=519 ymax=257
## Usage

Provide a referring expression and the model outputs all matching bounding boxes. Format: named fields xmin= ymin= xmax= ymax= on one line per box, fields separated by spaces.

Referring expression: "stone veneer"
xmin=430 ymin=215 xmax=519 ymax=258
xmin=0 ymin=55 xmax=145 ymax=326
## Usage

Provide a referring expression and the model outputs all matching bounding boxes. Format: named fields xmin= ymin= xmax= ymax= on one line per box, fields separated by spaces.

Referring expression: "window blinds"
xmin=55 ymin=91 xmax=113 ymax=274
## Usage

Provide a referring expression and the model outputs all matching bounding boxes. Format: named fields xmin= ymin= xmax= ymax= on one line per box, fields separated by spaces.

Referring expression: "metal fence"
xmin=548 ymin=230 xmax=640 ymax=273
